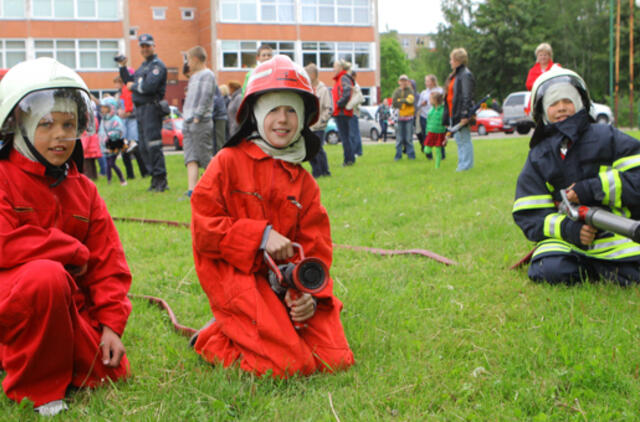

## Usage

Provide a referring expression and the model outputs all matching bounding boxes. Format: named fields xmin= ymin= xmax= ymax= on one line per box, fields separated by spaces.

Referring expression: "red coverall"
xmin=191 ymin=141 xmax=354 ymax=377
xmin=0 ymin=150 xmax=131 ymax=406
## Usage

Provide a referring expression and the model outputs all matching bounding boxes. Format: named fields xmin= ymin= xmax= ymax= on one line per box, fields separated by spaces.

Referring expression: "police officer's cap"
xmin=138 ymin=34 xmax=155 ymax=46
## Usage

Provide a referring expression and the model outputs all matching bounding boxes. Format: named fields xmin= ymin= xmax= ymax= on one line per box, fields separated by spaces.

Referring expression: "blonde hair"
xmin=304 ymin=63 xmax=318 ymax=78
xmin=219 ymin=84 xmax=229 ymax=96
xmin=534 ymin=43 xmax=553 ymax=59
xmin=450 ymin=48 xmax=468 ymax=66
xmin=334 ymin=59 xmax=351 ymax=71
xmin=426 ymin=74 xmax=438 ymax=86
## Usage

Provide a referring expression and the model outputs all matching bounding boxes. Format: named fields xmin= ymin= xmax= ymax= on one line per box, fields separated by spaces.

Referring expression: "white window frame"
xmin=152 ymin=6 xmax=166 ymax=20
xmin=301 ymin=41 xmax=371 ymax=70
xmin=33 ymin=38 xmax=120 ymax=71
xmin=30 ymin=0 xmax=119 ymax=20
xmin=0 ymin=39 xmax=27 ymax=68
xmin=180 ymin=7 xmax=194 ymax=20
xmin=301 ymin=0 xmax=370 ymax=26
xmin=220 ymin=40 xmax=296 ymax=70
xmin=0 ymin=0 xmax=26 ymax=18
xmin=219 ymin=0 xmax=295 ymax=24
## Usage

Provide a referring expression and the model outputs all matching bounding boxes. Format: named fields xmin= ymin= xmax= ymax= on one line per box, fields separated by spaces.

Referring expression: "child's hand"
xmin=285 ymin=290 xmax=316 ymax=322
xmin=265 ymin=230 xmax=294 ymax=261
xmin=566 ymin=183 xmax=580 ymax=203
xmin=100 ymin=325 xmax=125 ymax=368
xmin=580 ymin=224 xmax=597 ymax=245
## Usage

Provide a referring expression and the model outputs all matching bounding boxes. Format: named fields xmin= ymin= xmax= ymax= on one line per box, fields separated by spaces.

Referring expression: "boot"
xmin=154 ymin=175 xmax=169 ymax=192
xmin=147 ymin=175 xmax=158 ymax=192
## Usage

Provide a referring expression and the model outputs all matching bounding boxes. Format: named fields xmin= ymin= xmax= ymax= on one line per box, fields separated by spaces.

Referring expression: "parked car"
xmin=361 ymin=105 xmax=395 ymax=139
xmin=324 ymin=108 xmax=388 ymax=144
xmin=502 ymin=91 xmax=534 ymax=135
xmin=471 ymin=109 xmax=510 ymax=135
xmin=162 ymin=117 xmax=184 ymax=150
xmin=591 ymin=102 xmax=614 ymax=124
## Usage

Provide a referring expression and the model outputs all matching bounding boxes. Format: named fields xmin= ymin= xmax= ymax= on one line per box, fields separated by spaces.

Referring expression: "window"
xmin=0 ymin=39 xmax=26 ymax=67
xmin=34 ymin=39 xmax=119 ymax=70
xmin=221 ymin=40 xmax=296 ymax=69
xmin=361 ymin=87 xmax=371 ymax=105
xmin=152 ymin=7 xmax=166 ymax=20
xmin=301 ymin=0 xmax=369 ymax=25
xmin=302 ymin=41 xmax=371 ymax=70
xmin=0 ymin=0 xmax=25 ymax=18
xmin=181 ymin=7 xmax=194 ymax=20
xmin=220 ymin=0 xmax=294 ymax=23
xmin=31 ymin=0 xmax=118 ymax=19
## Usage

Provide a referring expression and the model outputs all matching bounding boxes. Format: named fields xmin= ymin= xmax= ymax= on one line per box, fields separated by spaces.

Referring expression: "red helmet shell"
xmin=236 ymin=55 xmax=319 ymax=127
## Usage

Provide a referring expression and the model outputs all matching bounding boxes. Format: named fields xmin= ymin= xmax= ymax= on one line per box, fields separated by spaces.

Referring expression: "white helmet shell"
xmin=0 ymin=57 xmax=91 ymax=131
xmin=530 ymin=67 xmax=590 ymax=124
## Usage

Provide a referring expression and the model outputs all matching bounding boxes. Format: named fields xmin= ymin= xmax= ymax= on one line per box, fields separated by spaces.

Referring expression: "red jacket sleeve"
xmin=525 ymin=64 xmax=540 ymax=91
xmin=78 ymin=186 xmax=132 ymax=336
xmin=0 ymin=184 xmax=90 ymax=270
xmin=191 ymin=152 xmax=268 ymax=275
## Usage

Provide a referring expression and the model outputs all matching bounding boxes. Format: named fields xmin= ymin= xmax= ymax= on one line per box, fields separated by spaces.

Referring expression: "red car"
xmin=471 ymin=109 xmax=512 ymax=135
xmin=162 ymin=117 xmax=184 ymax=150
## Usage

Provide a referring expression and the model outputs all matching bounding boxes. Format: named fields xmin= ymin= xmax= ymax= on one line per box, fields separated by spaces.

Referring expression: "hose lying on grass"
xmin=112 ymin=216 xmax=458 ymax=266
xmin=117 ymin=215 xmax=459 ymax=338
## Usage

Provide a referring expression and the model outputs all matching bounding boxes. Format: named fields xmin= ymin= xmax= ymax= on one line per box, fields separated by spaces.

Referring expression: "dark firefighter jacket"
xmin=513 ymin=109 xmax=640 ymax=261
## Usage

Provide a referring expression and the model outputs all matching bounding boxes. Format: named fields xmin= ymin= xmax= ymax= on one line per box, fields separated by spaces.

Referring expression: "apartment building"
xmin=0 ymin=0 xmax=380 ymax=106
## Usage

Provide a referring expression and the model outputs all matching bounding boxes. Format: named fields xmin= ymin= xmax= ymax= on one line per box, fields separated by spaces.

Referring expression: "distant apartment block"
xmin=0 ymin=0 xmax=381 ymax=105
xmin=395 ymin=33 xmax=434 ymax=60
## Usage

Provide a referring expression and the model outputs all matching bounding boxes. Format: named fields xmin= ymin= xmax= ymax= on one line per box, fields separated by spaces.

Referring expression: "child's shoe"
xmin=35 ymin=400 xmax=68 ymax=416
xmin=120 ymin=180 xmax=128 ymax=186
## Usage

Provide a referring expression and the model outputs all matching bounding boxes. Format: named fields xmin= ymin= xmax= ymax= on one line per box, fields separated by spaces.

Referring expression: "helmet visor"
xmin=534 ymin=75 xmax=584 ymax=108
xmin=14 ymin=88 xmax=95 ymax=140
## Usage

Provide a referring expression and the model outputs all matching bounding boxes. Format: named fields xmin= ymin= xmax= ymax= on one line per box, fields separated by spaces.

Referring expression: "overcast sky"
xmin=378 ymin=0 xmax=445 ymax=34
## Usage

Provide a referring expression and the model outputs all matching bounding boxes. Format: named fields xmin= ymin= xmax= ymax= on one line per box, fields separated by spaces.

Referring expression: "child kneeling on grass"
xmin=423 ymin=90 xmax=447 ymax=168
xmin=513 ymin=67 xmax=640 ymax=285
xmin=190 ymin=55 xmax=355 ymax=377
xmin=0 ymin=58 xmax=132 ymax=416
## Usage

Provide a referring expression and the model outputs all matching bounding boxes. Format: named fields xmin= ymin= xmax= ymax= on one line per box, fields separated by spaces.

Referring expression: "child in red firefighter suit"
xmin=513 ymin=67 xmax=640 ymax=285
xmin=0 ymin=58 xmax=131 ymax=415
xmin=190 ymin=55 xmax=354 ymax=377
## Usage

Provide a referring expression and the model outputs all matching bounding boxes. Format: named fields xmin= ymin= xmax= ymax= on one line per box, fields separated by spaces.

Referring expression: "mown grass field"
xmin=4 ymin=133 xmax=640 ymax=420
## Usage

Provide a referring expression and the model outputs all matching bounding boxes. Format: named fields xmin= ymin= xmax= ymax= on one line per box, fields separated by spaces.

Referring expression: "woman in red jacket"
xmin=190 ymin=55 xmax=354 ymax=377
xmin=525 ymin=43 xmax=560 ymax=91
xmin=0 ymin=58 xmax=131 ymax=416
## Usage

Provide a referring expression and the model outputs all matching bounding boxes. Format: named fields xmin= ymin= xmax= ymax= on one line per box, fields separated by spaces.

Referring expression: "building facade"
xmin=395 ymin=33 xmax=433 ymax=60
xmin=0 ymin=0 xmax=380 ymax=105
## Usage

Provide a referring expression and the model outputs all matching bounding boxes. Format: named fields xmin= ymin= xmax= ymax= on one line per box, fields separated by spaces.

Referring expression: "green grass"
xmin=5 ymin=134 xmax=640 ymax=420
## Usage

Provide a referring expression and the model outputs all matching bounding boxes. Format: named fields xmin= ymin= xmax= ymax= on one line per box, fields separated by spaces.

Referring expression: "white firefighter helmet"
xmin=0 ymin=57 xmax=95 ymax=143
xmin=530 ymin=66 xmax=591 ymax=126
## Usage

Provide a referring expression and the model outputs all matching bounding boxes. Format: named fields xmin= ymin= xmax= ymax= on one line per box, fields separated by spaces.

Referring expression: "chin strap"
xmin=19 ymin=126 xmax=71 ymax=187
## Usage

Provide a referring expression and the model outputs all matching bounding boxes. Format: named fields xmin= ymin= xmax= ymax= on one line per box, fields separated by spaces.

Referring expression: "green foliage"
xmin=380 ymin=32 xmax=409 ymax=99
xmin=388 ymin=0 xmax=640 ymax=111
xmin=4 ymin=137 xmax=640 ymax=419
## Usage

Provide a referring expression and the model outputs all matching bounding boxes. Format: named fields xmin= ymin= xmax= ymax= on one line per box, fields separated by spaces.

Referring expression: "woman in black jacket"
xmin=442 ymin=48 xmax=475 ymax=171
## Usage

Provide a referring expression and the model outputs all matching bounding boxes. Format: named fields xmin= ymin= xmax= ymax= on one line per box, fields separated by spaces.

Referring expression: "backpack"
xmin=346 ymin=84 xmax=365 ymax=110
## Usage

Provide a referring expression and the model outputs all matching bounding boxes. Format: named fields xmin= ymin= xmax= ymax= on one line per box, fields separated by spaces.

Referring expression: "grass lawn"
xmin=4 ymin=133 xmax=640 ymax=420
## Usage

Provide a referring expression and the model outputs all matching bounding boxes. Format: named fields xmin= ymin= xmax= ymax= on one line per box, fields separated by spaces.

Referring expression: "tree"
xmin=379 ymin=32 xmax=409 ymax=99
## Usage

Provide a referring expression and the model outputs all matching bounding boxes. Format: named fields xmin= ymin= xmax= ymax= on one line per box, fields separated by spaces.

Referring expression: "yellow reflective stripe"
xmin=586 ymin=233 xmax=640 ymax=260
xmin=545 ymin=182 xmax=555 ymax=193
xmin=532 ymin=239 xmax=572 ymax=258
xmin=599 ymin=167 xmax=622 ymax=209
xmin=543 ymin=213 xmax=566 ymax=238
xmin=613 ymin=154 xmax=640 ymax=172
xmin=512 ymin=195 xmax=555 ymax=212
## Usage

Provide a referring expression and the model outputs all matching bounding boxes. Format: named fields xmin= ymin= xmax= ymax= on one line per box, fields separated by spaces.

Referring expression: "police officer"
xmin=118 ymin=33 xmax=169 ymax=192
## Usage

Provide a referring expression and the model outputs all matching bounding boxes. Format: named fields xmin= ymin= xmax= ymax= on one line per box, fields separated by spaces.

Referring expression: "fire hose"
xmin=114 ymin=215 xmax=458 ymax=336
xmin=510 ymin=189 xmax=640 ymax=269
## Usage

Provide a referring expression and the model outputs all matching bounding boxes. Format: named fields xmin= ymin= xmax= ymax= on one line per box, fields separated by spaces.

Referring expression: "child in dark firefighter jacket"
xmin=513 ymin=67 xmax=640 ymax=285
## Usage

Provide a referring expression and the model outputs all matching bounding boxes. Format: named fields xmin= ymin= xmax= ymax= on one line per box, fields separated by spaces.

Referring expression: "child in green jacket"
xmin=424 ymin=91 xmax=447 ymax=168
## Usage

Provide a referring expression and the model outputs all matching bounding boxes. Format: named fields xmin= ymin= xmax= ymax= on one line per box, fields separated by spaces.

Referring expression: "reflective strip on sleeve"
xmin=599 ymin=167 xmax=622 ymax=209
xmin=543 ymin=213 xmax=566 ymax=238
xmin=512 ymin=195 xmax=555 ymax=213
xmin=613 ymin=154 xmax=640 ymax=172
xmin=586 ymin=233 xmax=640 ymax=260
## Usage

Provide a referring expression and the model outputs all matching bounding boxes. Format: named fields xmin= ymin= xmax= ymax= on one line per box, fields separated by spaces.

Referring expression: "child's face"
xmin=33 ymin=112 xmax=78 ymax=166
xmin=263 ymin=105 xmax=299 ymax=148
xmin=429 ymin=92 xmax=440 ymax=105
xmin=100 ymin=105 xmax=110 ymax=116
xmin=546 ymin=98 xmax=575 ymax=123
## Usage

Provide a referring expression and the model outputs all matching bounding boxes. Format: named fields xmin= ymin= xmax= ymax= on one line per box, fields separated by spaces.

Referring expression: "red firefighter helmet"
xmin=226 ymin=55 xmax=321 ymax=160
xmin=236 ymin=55 xmax=319 ymax=127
